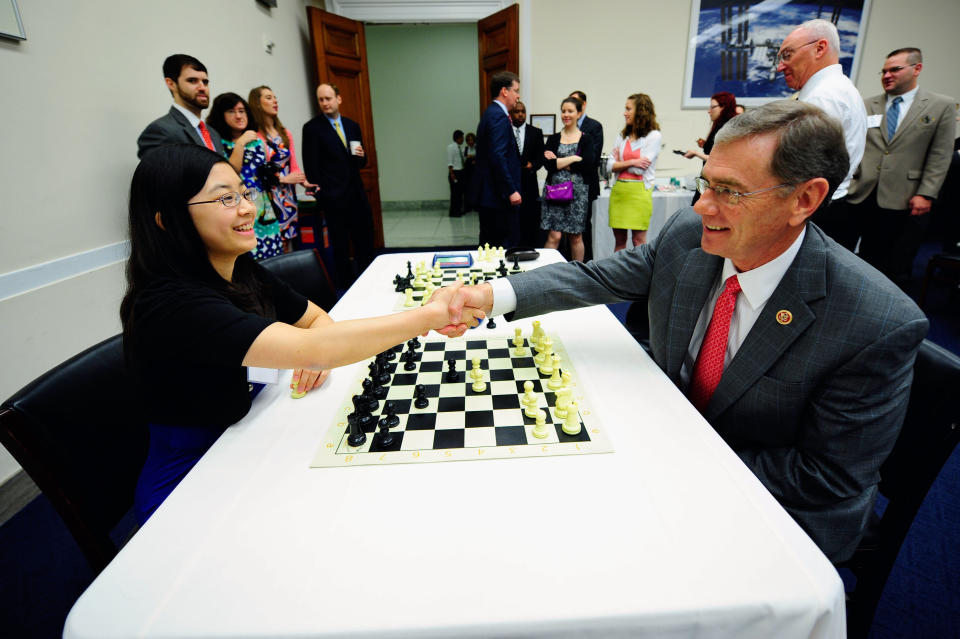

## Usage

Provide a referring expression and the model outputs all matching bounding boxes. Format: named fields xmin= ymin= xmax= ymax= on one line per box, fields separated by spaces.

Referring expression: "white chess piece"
xmin=535 ymin=336 xmax=553 ymax=369
xmin=470 ymin=357 xmax=486 ymax=392
xmin=512 ymin=328 xmax=528 ymax=357
xmin=532 ymin=409 xmax=549 ymax=439
xmin=403 ymin=287 xmax=415 ymax=307
xmin=562 ymin=401 xmax=581 ymax=435
xmin=554 ymin=386 xmax=571 ymax=419
xmin=547 ymin=355 xmax=563 ymax=390
xmin=522 ymin=380 xmax=539 ymax=418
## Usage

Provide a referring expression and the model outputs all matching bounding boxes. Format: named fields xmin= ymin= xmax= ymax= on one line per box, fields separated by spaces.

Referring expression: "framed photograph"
xmin=531 ymin=114 xmax=555 ymax=136
xmin=682 ymin=0 xmax=872 ymax=108
xmin=0 ymin=0 xmax=25 ymax=41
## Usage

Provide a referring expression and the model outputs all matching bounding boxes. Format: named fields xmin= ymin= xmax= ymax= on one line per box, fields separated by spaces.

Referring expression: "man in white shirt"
xmin=447 ymin=130 xmax=466 ymax=217
xmin=847 ymin=47 xmax=957 ymax=283
xmin=776 ymin=19 xmax=867 ymax=250
xmin=445 ymin=100 xmax=927 ymax=563
xmin=137 ymin=54 xmax=224 ymax=159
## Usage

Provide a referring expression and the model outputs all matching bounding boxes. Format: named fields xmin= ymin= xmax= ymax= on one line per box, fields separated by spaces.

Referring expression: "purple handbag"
xmin=544 ymin=180 xmax=574 ymax=202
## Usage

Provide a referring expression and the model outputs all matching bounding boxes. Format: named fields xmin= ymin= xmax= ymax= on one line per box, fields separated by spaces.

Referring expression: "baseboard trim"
xmin=381 ymin=200 xmax=448 ymax=211
xmin=0 ymin=470 xmax=40 ymax=527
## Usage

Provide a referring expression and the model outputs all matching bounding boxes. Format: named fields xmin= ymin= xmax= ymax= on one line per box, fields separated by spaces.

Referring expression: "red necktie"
xmin=688 ymin=274 xmax=741 ymax=412
xmin=198 ymin=121 xmax=215 ymax=151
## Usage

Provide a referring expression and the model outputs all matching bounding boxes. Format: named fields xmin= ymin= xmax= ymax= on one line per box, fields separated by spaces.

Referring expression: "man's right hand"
xmin=438 ymin=283 xmax=494 ymax=336
xmin=509 ymin=191 xmax=522 ymax=206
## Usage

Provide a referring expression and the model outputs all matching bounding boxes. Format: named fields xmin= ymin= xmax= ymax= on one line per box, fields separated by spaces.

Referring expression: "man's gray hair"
xmin=800 ymin=18 xmax=840 ymax=55
xmin=714 ymin=100 xmax=849 ymax=207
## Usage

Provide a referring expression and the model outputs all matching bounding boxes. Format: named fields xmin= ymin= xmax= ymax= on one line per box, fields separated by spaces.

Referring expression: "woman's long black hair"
xmin=120 ymin=144 xmax=274 ymax=357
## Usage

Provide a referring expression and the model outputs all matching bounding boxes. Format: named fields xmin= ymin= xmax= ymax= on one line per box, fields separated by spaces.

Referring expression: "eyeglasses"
xmin=775 ymin=39 xmax=819 ymax=64
xmin=708 ymin=104 xmax=721 ymax=110
xmin=879 ymin=63 xmax=918 ymax=76
xmin=188 ymin=188 xmax=260 ymax=208
xmin=694 ymin=177 xmax=794 ymax=205
xmin=226 ymin=108 xmax=247 ymax=116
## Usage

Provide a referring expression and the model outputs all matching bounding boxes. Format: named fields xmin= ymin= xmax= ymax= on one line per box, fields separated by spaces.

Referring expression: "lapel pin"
xmin=921 ymin=115 xmax=932 ymax=124
xmin=776 ymin=310 xmax=793 ymax=325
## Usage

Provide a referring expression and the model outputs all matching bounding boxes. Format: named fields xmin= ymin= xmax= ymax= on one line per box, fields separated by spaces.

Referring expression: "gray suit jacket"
xmin=137 ymin=106 xmax=224 ymax=159
xmin=507 ymin=208 xmax=928 ymax=562
xmin=848 ymin=89 xmax=956 ymax=209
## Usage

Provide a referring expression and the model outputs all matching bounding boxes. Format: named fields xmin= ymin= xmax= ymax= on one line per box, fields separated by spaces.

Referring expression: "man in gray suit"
xmin=447 ymin=100 xmax=928 ymax=563
xmin=847 ymin=47 xmax=956 ymax=283
xmin=137 ymin=54 xmax=224 ymax=159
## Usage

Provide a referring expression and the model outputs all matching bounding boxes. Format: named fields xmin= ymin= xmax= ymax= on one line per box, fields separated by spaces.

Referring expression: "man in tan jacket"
xmin=847 ymin=47 xmax=956 ymax=283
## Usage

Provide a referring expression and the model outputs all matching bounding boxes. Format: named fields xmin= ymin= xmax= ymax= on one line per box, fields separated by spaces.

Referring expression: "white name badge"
xmin=867 ymin=114 xmax=883 ymax=128
xmin=247 ymin=367 xmax=280 ymax=384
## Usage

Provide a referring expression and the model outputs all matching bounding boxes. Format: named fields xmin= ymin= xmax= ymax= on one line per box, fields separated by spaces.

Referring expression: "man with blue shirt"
xmin=472 ymin=71 xmax=522 ymax=247
xmin=302 ymin=83 xmax=375 ymax=288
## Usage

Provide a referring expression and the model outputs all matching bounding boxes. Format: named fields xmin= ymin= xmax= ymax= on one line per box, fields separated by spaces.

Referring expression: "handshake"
xmin=423 ymin=282 xmax=496 ymax=338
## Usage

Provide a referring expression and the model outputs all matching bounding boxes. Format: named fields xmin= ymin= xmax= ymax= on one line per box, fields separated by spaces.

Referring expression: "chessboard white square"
xmin=399 ymin=430 xmax=434 ymax=451
xmin=435 ymin=412 xmax=466 ymax=429
xmin=464 ymin=427 xmax=497 ymax=448
xmin=464 ymin=395 xmax=494 ymax=411
xmin=490 ymin=380 xmax=518 ymax=396
xmin=492 ymin=408 xmax=525 ymax=427
xmin=512 ymin=366 xmax=540 ymax=381
xmin=416 ymin=371 xmax=443 ymax=385
xmin=386 ymin=385 xmax=415 ymax=401
xmin=439 ymin=383 xmax=468 ymax=398
xmin=419 ymin=350 xmax=445 ymax=362
xmin=524 ymin=421 xmax=560 ymax=444
xmin=488 ymin=357 xmax=513 ymax=370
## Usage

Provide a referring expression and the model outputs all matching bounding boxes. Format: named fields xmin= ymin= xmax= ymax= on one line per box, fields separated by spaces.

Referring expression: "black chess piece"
xmin=406 ymin=338 xmax=418 ymax=352
xmin=381 ymin=401 xmax=400 ymax=428
xmin=406 ymin=261 xmax=414 ymax=279
xmin=377 ymin=419 xmax=395 ymax=447
xmin=486 ymin=316 xmax=496 ymax=329
xmin=511 ymin=254 xmax=521 ymax=272
xmin=348 ymin=396 xmax=370 ymax=444
xmin=379 ymin=348 xmax=396 ymax=362
xmin=414 ymin=384 xmax=429 ymax=409
xmin=348 ymin=417 xmax=367 ymax=447
xmin=360 ymin=379 xmax=380 ymax=411
xmin=402 ymin=349 xmax=417 ymax=371
xmin=370 ymin=359 xmax=391 ymax=386
xmin=445 ymin=358 xmax=459 ymax=382
xmin=410 ymin=336 xmax=421 ymax=349
xmin=497 ymin=259 xmax=508 ymax=277
xmin=394 ymin=274 xmax=405 ymax=292
xmin=392 ymin=343 xmax=405 ymax=353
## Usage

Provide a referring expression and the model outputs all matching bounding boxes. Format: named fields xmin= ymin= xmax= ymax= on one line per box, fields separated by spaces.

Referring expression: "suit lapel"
xmin=704 ymin=229 xmax=826 ymax=420
xmin=665 ymin=250 xmax=723 ymax=380
xmin=891 ymin=91 xmax=927 ymax=144
xmin=169 ymin=106 xmax=205 ymax=147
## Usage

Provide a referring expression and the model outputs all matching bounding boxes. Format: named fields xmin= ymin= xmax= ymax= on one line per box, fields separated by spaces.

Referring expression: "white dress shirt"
xmin=885 ymin=85 xmax=919 ymax=135
xmin=447 ymin=142 xmax=464 ymax=170
xmin=514 ymin=122 xmax=526 ymax=155
xmin=797 ymin=64 xmax=867 ymax=199
xmin=489 ymin=227 xmax=807 ymax=391
xmin=606 ymin=132 xmax=663 ymax=189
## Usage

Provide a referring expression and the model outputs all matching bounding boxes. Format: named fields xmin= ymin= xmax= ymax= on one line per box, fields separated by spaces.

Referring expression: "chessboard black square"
xmin=492 ymin=394 xmax=520 ymax=409
xmin=369 ymin=431 xmax=405 ymax=452
xmin=433 ymin=429 xmax=465 ymax=449
xmin=511 ymin=357 xmax=536 ymax=368
xmin=466 ymin=384 xmax=491 ymax=396
xmin=466 ymin=340 xmax=486 ymax=350
xmin=419 ymin=361 xmax=442 ymax=372
xmin=404 ymin=413 xmax=437 ymax=430
xmin=437 ymin=397 xmax=465 ymax=412
xmin=555 ymin=423 xmax=591 ymax=442
xmin=489 ymin=369 xmax=515 ymax=381
xmin=424 ymin=342 xmax=445 ymax=352
xmin=444 ymin=349 xmax=466 ymax=361
xmin=522 ymin=410 xmax=553 ymax=425
xmin=495 ymin=426 xmax=527 ymax=446
xmin=516 ymin=379 xmax=543 ymax=394
xmin=386 ymin=398 xmax=412 ymax=414
xmin=464 ymin=410 xmax=494 ymax=427
xmin=544 ymin=392 xmax=557 ymax=407
xmin=391 ymin=373 xmax=419 ymax=386
xmin=488 ymin=348 xmax=510 ymax=359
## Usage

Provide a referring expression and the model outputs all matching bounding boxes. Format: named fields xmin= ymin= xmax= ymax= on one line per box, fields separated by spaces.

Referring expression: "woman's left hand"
xmin=544 ymin=150 xmax=557 ymax=160
xmin=633 ymin=156 xmax=651 ymax=170
xmin=292 ymin=368 xmax=330 ymax=394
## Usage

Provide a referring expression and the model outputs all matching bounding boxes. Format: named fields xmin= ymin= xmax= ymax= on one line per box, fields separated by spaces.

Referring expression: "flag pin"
xmin=776 ymin=310 xmax=793 ymax=325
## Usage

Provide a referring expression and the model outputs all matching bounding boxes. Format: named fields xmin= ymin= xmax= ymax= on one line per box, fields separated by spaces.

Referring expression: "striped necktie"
xmin=886 ymin=96 xmax=903 ymax=140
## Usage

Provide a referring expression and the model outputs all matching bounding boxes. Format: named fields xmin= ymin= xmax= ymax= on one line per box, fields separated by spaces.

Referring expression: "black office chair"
xmin=843 ymin=339 xmax=960 ymax=639
xmin=0 ymin=335 xmax=149 ymax=575
xmin=623 ymin=297 xmax=651 ymax=355
xmin=919 ymin=253 xmax=960 ymax=309
xmin=260 ymin=248 xmax=338 ymax=311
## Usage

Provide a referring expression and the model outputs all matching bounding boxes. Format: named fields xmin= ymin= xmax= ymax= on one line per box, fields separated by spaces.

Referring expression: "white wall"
xmin=0 ymin=0 xmax=324 ymax=484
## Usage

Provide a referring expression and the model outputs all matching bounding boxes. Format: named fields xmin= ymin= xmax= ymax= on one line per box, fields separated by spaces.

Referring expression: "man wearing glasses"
xmin=446 ymin=100 xmax=927 ymax=563
xmin=776 ymin=19 xmax=867 ymax=250
xmin=846 ymin=48 xmax=956 ymax=284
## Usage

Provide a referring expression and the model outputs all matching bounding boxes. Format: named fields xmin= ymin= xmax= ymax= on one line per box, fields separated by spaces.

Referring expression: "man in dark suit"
xmin=448 ymin=100 xmax=928 ymax=563
xmin=847 ymin=47 xmax=956 ymax=284
xmin=302 ymin=83 xmax=375 ymax=289
xmin=510 ymin=100 xmax=545 ymax=247
xmin=137 ymin=54 xmax=223 ymax=159
xmin=570 ymin=91 xmax=604 ymax=260
xmin=473 ymin=71 xmax=522 ymax=247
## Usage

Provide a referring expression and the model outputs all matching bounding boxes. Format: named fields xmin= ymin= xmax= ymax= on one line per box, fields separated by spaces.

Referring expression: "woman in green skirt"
xmin=607 ymin=94 xmax=661 ymax=251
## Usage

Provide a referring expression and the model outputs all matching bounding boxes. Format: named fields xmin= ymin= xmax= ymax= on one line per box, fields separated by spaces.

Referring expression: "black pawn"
xmin=511 ymin=254 xmax=522 ymax=272
xmin=381 ymin=401 xmax=400 ymax=428
xmin=414 ymin=384 xmax=429 ymax=409
xmin=402 ymin=349 xmax=417 ymax=371
xmin=377 ymin=419 xmax=395 ymax=447
xmin=445 ymin=358 xmax=459 ymax=382
xmin=409 ymin=336 xmax=421 ymax=349
xmin=392 ymin=343 xmax=405 ymax=353
xmin=486 ymin=316 xmax=497 ymax=329
xmin=361 ymin=379 xmax=380 ymax=411
xmin=497 ymin=259 xmax=508 ymax=277
xmin=379 ymin=348 xmax=396 ymax=362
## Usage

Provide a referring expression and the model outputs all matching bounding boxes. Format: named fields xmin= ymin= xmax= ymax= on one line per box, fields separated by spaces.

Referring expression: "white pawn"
xmin=403 ymin=287 xmax=416 ymax=307
xmin=554 ymin=386 xmax=572 ymax=419
xmin=483 ymin=243 xmax=491 ymax=261
xmin=535 ymin=336 xmax=553 ymax=369
xmin=421 ymin=283 xmax=435 ymax=305
xmin=512 ymin=327 xmax=528 ymax=357
xmin=456 ymin=270 xmax=464 ymax=284
xmin=562 ymin=401 xmax=581 ymax=436
xmin=532 ymin=409 xmax=549 ymax=439
xmin=530 ymin=320 xmax=544 ymax=351
xmin=547 ymin=355 xmax=563 ymax=390
xmin=470 ymin=272 xmax=478 ymax=286
xmin=522 ymin=380 xmax=539 ymax=418
xmin=433 ymin=264 xmax=442 ymax=278
xmin=560 ymin=370 xmax=572 ymax=390
xmin=470 ymin=357 xmax=486 ymax=392
xmin=538 ymin=347 xmax=555 ymax=376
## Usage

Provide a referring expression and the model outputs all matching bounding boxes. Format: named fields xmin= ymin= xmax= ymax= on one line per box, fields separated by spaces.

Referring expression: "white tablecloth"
xmin=65 ymin=249 xmax=844 ymax=639
xmin=591 ymin=184 xmax=695 ymax=260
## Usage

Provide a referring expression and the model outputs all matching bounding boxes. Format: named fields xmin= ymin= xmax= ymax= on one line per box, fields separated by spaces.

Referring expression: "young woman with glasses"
xmin=684 ymin=91 xmax=738 ymax=204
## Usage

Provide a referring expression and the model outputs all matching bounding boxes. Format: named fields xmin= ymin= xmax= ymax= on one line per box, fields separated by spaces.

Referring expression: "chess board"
xmin=392 ymin=262 xmax=525 ymax=310
xmin=310 ymin=334 xmax=613 ymax=467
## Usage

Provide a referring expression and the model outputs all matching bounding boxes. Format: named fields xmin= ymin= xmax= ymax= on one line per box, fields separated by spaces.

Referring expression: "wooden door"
xmin=306 ymin=8 xmax=384 ymax=248
xmin=477 ymin=4 xmax=519 ymax=115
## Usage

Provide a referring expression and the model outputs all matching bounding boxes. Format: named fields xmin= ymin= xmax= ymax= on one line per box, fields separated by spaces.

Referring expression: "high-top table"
xmin=65 ymin=249 xmax=845 ymax=639
xmin=591 ymin=183 xmax=695 ymax=260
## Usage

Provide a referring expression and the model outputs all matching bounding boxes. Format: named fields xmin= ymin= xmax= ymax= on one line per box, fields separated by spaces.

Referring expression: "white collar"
xmin=887 ymin=85 xmax=919 ymax=106
xmin=798 ymin=64 xmax=844 ymax=101
xmin=720 ymin=226 xmax=806 ymax=312
xmin=493 ymin=100 xmax=510 ymax=117
xmin=515 ymin=122 xmax=526 ymax=134
xmin=172 ymin=102 xmax=201 ymax=128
